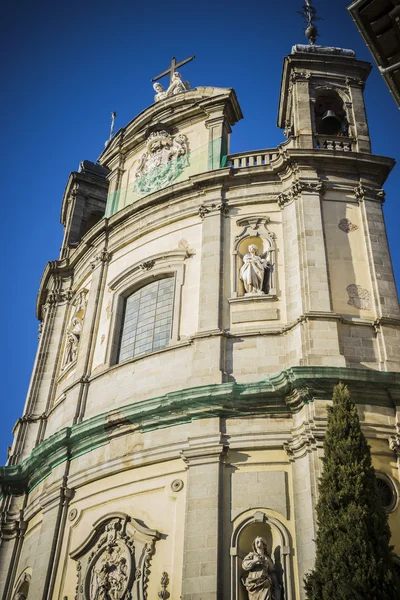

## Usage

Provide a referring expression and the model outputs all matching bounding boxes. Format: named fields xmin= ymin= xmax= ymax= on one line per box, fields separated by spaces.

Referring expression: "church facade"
xmin=1 ymin=42 xmax=400 ymax=600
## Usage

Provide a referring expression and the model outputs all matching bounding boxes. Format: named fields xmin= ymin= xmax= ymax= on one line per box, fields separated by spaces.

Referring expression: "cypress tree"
xmin=304 ymin=383 xmax=400 ymax=600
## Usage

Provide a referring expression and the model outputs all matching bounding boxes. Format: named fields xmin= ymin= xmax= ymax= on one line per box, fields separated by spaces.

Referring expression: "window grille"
xmin=118 ymin=277 xmax=174 ymax=362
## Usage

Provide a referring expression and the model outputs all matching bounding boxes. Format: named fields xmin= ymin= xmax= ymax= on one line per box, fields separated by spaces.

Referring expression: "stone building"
xmin=1 ymin=39 xmax=400 ymax=600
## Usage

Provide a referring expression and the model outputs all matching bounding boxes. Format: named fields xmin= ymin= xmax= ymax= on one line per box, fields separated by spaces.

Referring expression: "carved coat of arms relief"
xmin=133 ymin=130 xmax=189 ymax=194
xmin=70 ymin=513 xmax=160 ymax=600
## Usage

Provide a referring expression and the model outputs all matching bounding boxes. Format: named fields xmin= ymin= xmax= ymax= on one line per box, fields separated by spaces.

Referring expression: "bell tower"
xmin=278 ymin=44 xmax=372 ymax=153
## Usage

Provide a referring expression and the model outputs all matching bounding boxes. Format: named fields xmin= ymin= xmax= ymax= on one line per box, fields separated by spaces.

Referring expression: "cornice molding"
xmin=1 ymin=366 xmax=399 ymax=496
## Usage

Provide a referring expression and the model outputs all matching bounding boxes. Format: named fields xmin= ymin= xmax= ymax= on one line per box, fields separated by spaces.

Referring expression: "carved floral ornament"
xmin=133 ymin=129 xmax=189 ymax=195
xmin=70 ymin=513 xmax=160 ymax=600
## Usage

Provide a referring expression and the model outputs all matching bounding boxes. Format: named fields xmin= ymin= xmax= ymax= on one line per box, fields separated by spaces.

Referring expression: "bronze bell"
xmin=320 ymin=110 xmax=342 ymax=135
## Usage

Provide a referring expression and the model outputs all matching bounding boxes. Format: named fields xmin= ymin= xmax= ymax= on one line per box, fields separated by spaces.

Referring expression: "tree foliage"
xmin=304 ymin=383 xmax=400 ymax=600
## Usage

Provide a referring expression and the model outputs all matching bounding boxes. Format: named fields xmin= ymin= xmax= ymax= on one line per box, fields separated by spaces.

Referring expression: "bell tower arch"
xmin=278 ymin=44 xmax=372 ymax=153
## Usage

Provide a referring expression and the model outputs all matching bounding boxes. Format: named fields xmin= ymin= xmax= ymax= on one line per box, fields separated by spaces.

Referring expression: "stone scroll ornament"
xmin=70 ymin=514 xmax=159 ymax=600
xmin=134 ymin=130 xmax=189 ymax=195
xmin=241 ymin=537 xmax=281 ymax=600
xmin=239 ymin=245 xmax=272 ymax=296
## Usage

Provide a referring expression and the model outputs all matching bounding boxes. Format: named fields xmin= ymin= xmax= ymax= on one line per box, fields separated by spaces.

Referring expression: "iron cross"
xmin=152 ymin=55 xmax=195 ymax=86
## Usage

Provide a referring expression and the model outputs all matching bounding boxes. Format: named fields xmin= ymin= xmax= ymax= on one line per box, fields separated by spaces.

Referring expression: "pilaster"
xmin=28 ymin=479 xmax=73 ymax=600
xmin=73 ymin=246 xmax=111 ymax=424
xmin=191 ymin=195 xmax=227 ymax=386
xmin=285 ymin=411 xmax=325 ymax=600
xmin=181 ymin=423 xmax=227 ymax=600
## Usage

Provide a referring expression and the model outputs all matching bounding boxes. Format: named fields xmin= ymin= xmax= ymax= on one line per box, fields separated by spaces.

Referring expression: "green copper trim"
xmin=1 ymin=366 xmax=399 ymax=495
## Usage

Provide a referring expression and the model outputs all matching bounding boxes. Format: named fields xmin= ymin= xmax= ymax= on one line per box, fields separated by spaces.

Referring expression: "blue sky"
xmin=1 ymin=0 xmax=399 ymax=462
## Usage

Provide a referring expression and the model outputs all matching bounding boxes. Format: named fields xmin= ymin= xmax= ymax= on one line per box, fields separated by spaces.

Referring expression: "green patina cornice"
xmin=1 ymin=366 xmax=399 ymax=495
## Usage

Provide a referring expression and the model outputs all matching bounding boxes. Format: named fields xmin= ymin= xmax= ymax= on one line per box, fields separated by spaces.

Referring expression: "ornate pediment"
xmin=70 ymin=513 xmax=160 ymax=600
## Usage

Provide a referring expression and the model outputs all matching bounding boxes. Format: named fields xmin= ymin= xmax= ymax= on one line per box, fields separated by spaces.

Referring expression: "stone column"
xmin=181 ymin=422 xmax=226 ymax=600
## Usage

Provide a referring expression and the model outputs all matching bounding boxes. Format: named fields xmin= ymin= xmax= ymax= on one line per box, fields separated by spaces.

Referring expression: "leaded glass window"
xmin=118 ymin=277 xmax=175 ymax=362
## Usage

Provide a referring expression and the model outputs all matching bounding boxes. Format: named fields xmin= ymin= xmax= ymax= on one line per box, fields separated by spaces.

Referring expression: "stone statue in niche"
xmin=240 ymin=245 xmax=271 ymax=296
xmin=241 ymin=537 xmax=280 ymax=600
xmin=153 ymin=71 xmax=190 ymax=102
xmin=63 ymin=317 xmax=82 ymax=368
xmin=62 ymin=289 xmax=88 ymax=370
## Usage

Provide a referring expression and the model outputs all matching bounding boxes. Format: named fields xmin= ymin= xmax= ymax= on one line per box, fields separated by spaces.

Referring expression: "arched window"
xmin=118 ymin=277 xmax=175 ymax=362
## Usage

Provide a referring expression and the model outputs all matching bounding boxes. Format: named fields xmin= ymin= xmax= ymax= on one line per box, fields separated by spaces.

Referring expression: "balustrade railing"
xmin=227 ymin=149 xmax=278 ymax=168
xmin=315 ymin=136 xmax=354 ymax=151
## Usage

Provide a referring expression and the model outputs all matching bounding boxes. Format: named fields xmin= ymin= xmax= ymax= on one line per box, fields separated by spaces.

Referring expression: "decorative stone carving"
xmin=338 ymin=218 xmax=358 ymax=233
xmin=278 ymin=180 xmax=324 ymax=208
xmin=62 ymin=289 xmax=88 ymax=371
xmin=198 ymin=201 xmax=229 ymax=220
xmin=70 ymin=513 xmax=160 ymax=600
xmin=241 ymin=537 xmax=281 ymax=600
xmin=157 ymin=572 xmax=170 ymax=600
xmin=283 ymin=119 xmax=292 ymax=138
xmin=90 ymin=250 xmax=112 ymax=270
xmin=290 ymin=69 xmax=311 ymax=82
xmin=240 ymin=245 xmax=271 ymax=296
xmin=389 ymin=435 xmax=400 ymax=456
xmin=69 ymin=508 xmax=78 ymax=521
xmin=354 ymin=183 xmax=386 ymax=204
xmin=345 ymin=77 xmax=365 ymax=88
xmin=346 ymin=284 xmax=371 ymax=310
xmin=354 ymin=182 xmax=366 ymax=202
xmin=171 ymin=479 xmax=184 ymax=492
xmin=134 ymin=130 xmax=189 ymax=194
xmin=177 ymin=238 xmax=196 ymax=255
xmin=153 ymin=71 xmax=190 ymax=102
xmin=139 ymin=260 xmax=155 ymax=272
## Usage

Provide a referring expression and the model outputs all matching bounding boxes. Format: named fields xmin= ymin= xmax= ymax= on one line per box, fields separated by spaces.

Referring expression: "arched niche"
xmin=231 ymin=511 xmax=293 ymax=600
xmin=12 ymin=569 xmax=32 ymax=599
xmin=232 ymin=217 xmax=277 ymax=298
xmin=313 ymin=87 xmax=350 ymax=137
